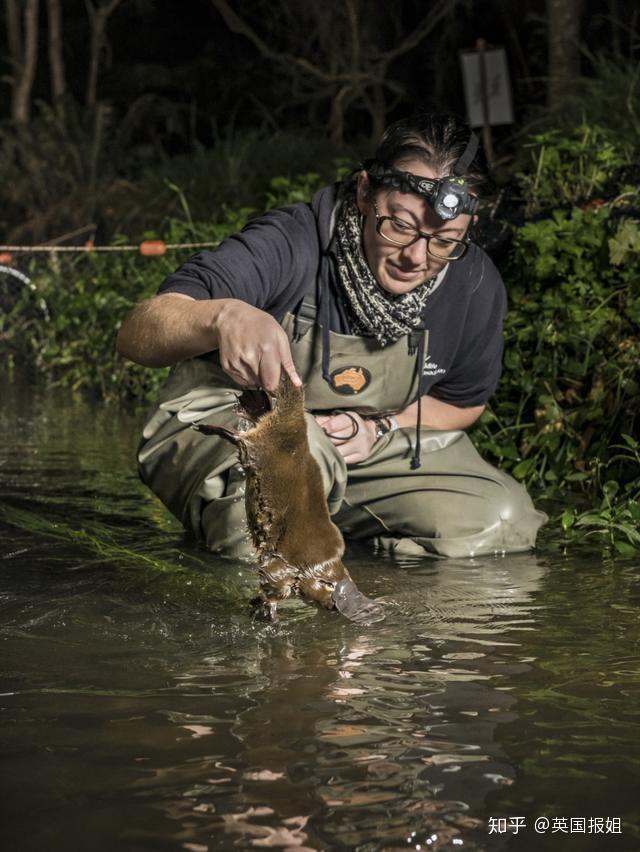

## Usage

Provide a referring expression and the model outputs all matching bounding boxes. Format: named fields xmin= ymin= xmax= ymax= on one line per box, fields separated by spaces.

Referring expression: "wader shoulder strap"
xmin=293 ymin=290 xmax=318 ymax=340
xmin=407 ymin=331 xmax=422 ymax=355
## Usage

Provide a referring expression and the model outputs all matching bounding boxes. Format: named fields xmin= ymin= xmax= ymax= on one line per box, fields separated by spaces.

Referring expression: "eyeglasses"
xmin=373 ymin=204 xmax=470 ymax=261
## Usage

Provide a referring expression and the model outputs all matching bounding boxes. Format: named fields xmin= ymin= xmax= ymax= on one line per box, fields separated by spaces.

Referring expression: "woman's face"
xmin=356 ymin=158 xmax=473 ymax=296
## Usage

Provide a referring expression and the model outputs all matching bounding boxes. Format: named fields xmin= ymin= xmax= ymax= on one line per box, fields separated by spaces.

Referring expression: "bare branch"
xmin=209 ymin=0 xmax=461 ymax=144
xmin=376 ymin=0 xmax=461 ymax=72
xmin=85 ymin=0 xmax=125 ymax=20
xmin=345 ymin=0 xmax=360 ymax=73
xmin=210 ymin=0 xmax=369 ymax=85
xmin=47 ymin=0 xmax=66 ymax=101
xmin=5 ymin=0 xmax=22 ymax=68
xmin=85 ymin=0 xmax=127 ymax=107
xmin=12 ymin=0 xmax=39 ymax=124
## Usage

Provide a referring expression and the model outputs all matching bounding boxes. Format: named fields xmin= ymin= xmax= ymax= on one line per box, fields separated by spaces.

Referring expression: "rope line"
xmin=0 ymin=240 xmax=220 ymax=254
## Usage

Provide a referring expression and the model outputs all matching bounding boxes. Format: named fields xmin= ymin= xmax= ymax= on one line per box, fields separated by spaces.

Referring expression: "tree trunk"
xmin=328 ymin=86 xmax=351 ymax=146
xmin=85 ymin=0 xmax=125 ymax=108
xmin=366 ymin=83 xmax=387 ymax=143
xmin=6 ymin=0 xmax=39 ymax=125
xmin=547 ymin=0 xmax=585 ymax=107
xmin=47 ymin=0 xmax=66 ymax=101
xmin=5 ymin=0 xmax=22 ymax=64
xmin=86 ymin=10 xmax=102 ymax=108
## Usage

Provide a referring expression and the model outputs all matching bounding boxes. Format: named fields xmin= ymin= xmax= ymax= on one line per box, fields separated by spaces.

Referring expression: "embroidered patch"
xmin=329 ymin=366 xmax=372 ymax=395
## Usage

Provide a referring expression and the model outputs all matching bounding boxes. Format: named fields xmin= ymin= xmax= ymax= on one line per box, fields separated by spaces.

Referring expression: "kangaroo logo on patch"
xmin=330 ymin=366 xmax=371 ymax=395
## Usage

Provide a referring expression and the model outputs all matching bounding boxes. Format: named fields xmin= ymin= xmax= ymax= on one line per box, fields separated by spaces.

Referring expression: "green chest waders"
xmin=137 ymin=308 xmax=547 ymax=559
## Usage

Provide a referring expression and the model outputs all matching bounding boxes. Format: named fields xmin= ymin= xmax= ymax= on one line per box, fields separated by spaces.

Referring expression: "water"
xmin=1 ymin=372 xmax=639 ymax=851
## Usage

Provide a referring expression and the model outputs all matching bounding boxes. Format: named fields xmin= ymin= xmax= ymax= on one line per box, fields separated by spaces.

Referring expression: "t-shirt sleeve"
xmin=428 ymin=251 xmax=506 ymax=407
xmin=157 ymin=205 xmax=318 ymax=317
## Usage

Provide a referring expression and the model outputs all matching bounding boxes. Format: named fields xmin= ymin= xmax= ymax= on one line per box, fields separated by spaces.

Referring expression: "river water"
xmin=1 ymin=372 xmax=639 ymax=852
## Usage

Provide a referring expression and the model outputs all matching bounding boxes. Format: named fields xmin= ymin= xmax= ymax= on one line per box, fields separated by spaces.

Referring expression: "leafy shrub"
xmin=515 ymin=124 xmax=633 ymax=215
xmin=471 ymin=204 xmax=640 ymax=553
xmin=0 ymin=170 xmax=338 ymax=401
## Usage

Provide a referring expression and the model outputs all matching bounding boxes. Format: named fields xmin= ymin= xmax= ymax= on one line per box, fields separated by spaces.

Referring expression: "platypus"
xmin=194 ymin=375 xmax=383 ymax=624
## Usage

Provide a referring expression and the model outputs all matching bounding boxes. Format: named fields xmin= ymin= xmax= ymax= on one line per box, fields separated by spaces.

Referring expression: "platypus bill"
xmin=194 ymin=375 xmax=384 ymax=624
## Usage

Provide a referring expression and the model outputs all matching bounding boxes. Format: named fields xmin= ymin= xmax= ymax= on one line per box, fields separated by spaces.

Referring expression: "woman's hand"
xmin=216 ymin=301 xmax=302 ymax=392
xmin=117 ymin=294 xmax=301 ymax=391
xmin=315 ymin=411 xmax=378 ymax=464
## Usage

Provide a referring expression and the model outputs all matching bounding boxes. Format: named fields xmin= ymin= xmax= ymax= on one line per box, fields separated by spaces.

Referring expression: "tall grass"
xmin=554 ymin=53 xmax=640 ymax=150
xmin=0 ymin=99 xmax=354 ymax=244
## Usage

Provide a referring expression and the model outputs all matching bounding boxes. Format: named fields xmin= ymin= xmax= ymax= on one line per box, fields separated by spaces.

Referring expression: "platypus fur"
xmin=194 ymin=375 xmax=383 ymax=624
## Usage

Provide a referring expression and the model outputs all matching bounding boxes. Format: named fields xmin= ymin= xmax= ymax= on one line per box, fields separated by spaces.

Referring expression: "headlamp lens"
xmin=436 ymin=192 xmax=461 ymax=219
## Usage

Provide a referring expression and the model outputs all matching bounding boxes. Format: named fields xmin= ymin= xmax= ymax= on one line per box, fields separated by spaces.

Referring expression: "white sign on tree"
xmin=460 ymin=44 xmax=514 ymax=128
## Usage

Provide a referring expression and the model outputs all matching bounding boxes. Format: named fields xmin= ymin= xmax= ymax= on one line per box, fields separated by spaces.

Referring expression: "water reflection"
xmin=96 ymin=554 xmax=545 ymax=851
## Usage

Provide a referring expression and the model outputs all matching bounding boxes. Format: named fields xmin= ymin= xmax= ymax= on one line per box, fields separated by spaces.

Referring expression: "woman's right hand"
xmin=215 ymin=300 xmax=302 ymax=392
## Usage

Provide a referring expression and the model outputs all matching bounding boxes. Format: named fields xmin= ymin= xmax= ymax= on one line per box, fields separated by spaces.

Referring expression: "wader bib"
xmin=137 ymin=308 xmax=546 ymax=559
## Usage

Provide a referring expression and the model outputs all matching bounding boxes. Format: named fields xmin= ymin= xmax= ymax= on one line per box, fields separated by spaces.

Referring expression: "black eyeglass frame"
xmin=372 ymin=204 xmax=471 ymax=261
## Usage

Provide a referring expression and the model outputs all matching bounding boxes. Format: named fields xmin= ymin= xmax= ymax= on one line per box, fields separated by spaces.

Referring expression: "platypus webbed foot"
xmin=249 ymin=595 xmax=278 ymax=622
xmin=331 ymin=579 xmax=385 ymax=624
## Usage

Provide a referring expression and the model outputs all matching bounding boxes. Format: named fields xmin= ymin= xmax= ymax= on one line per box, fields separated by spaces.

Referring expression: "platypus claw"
xmin=249 ymin=595 xmax=278 ymax=623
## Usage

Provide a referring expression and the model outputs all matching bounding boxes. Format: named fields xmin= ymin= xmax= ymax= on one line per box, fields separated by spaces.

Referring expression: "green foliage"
xmin=3 ymin=250 xmax=170 ymax=401
xmin=609 ymin=218 xmax=640 ymax=265
xmin=108 ymin=128 xmax=354 ymax=240
xmin=0 ymin=205 xmax=248 ymax=401
xmin=263 ymin=173 xmax=325 ymax=208
xmin=516 ymin=124 xmax=632 ymax=215
xmin=262 ymin=159 xmax=352 ymax=209
xmin=560 ymin=436 xmax=640 ymax=556
xmin=474 ymin=123 xmax=640 ymax=541
xmin=473 ymin=199 xmax=640 ymax=554
xmin=0 ymin=169 xmax=342 ymax=402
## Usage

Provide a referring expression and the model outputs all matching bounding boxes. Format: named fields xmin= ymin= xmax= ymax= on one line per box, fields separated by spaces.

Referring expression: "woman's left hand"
xmin=314 ymin=411 xmax=377 ymax=464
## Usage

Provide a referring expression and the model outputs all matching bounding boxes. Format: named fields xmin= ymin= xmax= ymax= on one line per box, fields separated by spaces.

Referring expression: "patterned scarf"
xmin=333 ymin=197 xmax=437 ymax=346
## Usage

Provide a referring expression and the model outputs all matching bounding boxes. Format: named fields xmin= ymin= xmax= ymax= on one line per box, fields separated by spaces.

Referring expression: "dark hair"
xmin=369 ymin=111 xmax=489 ymax=195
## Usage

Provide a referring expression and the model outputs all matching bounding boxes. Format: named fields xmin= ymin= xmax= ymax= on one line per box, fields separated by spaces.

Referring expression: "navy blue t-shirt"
xmin=158 ymin=185 xmax=506 ymax=407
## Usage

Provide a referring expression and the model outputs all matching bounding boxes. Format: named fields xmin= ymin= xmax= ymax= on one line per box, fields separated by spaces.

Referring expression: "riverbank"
xmin=1 ymin=126 xmax=639 ymax=555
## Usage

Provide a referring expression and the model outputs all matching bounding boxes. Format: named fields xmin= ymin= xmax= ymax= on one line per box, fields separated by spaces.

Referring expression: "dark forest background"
xmin=3 ymin=1 xmax=636 ymax=134
xmin=1 ymin=0 xmax=638 ymax=242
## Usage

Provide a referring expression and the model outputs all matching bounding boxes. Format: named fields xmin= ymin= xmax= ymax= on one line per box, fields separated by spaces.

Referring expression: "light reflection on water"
xmin=1 ymin=373 xmax=639 ymax=852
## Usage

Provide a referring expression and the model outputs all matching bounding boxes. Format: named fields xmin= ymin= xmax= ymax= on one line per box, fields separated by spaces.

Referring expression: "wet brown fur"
xmin=198 ymin=375 xmax=353 ymax=616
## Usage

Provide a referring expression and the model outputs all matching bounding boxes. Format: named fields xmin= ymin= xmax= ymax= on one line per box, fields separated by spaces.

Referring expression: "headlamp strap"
xmin=453 ymin=131 xmax=479 ymax=176
xmin=365 ymin=161 xmax=437 ymax=197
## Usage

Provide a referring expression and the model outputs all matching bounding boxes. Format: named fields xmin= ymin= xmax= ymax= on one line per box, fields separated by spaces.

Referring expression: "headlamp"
xmin=365 ymin=162 xmax=479 ymax=220
xmin=364 ymin=128 xmax=480 ymax=220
